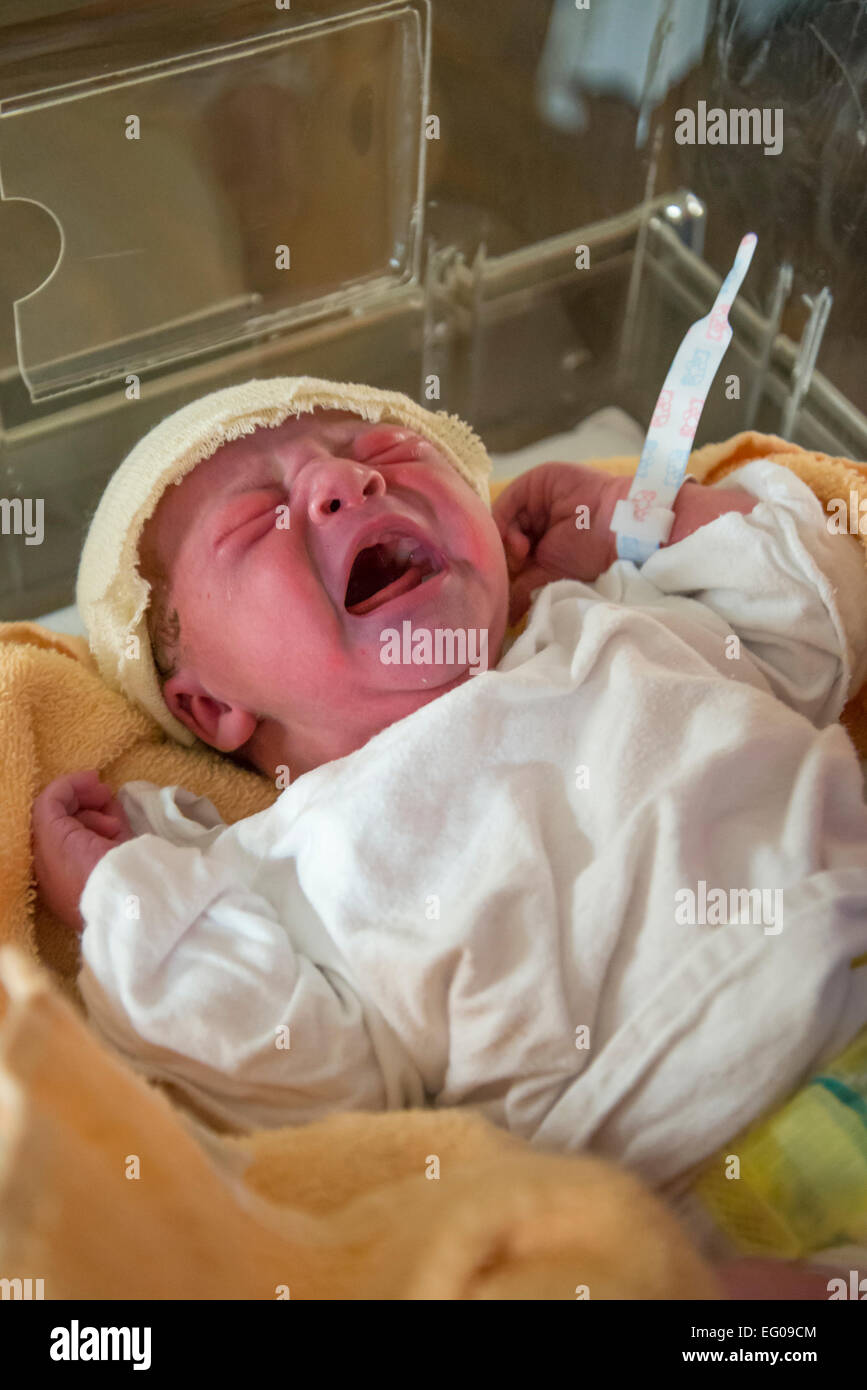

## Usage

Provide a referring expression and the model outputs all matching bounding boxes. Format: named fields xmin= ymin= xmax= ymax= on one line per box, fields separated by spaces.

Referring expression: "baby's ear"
xmin=162 ymin=669 xmax=258 ymax=752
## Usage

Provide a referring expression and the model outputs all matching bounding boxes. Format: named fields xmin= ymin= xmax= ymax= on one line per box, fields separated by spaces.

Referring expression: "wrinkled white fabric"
xmin=78 ymin=460 xmax=867 ymax=1185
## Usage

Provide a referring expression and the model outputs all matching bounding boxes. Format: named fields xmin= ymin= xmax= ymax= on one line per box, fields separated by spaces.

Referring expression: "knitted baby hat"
xmin=76 ymin=376 xmax=494 ymax=746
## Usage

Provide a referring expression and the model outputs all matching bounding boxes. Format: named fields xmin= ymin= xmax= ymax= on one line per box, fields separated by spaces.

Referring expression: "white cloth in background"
xmin=489 ymin=406 xmax=645 ymax=478
xmin=535 ymin=0 xmax=798 ymax=139
xmin=34 ymin=603 xmax=87 ymax=636
xmin=536 ymin=0 xmax=714 ymax=139
xmin=78 ymin=460 xmax=867 ymax=1185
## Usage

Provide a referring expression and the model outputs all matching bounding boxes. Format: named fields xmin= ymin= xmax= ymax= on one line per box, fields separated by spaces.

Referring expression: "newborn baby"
xmin=31 ymin=378 xmax=867 ymax=1193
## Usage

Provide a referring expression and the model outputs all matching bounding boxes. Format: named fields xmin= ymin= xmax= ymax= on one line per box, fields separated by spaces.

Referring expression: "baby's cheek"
xmin=476 ymin=513 xmax=511 ymax=585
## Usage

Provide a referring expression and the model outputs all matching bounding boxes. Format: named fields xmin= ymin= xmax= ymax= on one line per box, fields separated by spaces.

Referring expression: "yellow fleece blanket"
xmin=0 ymin=430 xmax=865 ymax=1298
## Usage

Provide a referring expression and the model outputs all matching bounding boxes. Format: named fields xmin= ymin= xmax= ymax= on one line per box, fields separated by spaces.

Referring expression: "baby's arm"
xmin=79 ymin=827 xmax=393 ymax=1129
xmin=611 ymin=459 xmax=867 ymax=726
xmin=494 ymin=462 xmax=755 ymax=622
xmin=33 ymin=774 xmax=392 ymax=1130
xmin=32 ymin=773 xmax=228 ymax=933
xmin=498 ymin=458 xmax=867 ymax=725
xmin=32 ymin=770 xmax=137 ymax=932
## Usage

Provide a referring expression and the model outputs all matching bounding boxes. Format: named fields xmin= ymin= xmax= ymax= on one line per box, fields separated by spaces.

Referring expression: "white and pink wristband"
xmin=611 ymin=232 xmax=758 ymax=565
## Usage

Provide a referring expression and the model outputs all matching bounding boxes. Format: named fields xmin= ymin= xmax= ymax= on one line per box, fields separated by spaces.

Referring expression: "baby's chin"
xmin=360 ymin=581 xmax=506 ymax=693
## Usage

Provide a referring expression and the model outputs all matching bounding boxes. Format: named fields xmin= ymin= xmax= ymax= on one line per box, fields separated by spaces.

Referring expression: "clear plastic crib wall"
xmin=0 ymin=0 xmax=865 ymax=617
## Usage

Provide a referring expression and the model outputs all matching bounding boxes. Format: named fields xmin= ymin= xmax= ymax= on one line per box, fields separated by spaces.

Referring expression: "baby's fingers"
xmin=502 ymin=523 xmax=531 ymax=576
xmin=67 ymin=769 xmax=115 ymax=813
xmin=77 ymin=809 xmax=123 ymax=837
xmin=36 ymin=769 xmax=110 ymax=822
xmin=508 ymin=562 xmax=553 ymax=626
xmin=492 ymin=474 xmax=533 ymax=538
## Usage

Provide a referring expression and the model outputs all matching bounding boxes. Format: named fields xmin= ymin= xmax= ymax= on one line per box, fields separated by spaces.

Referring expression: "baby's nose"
xmin=306 ymin=458 xmax=386 ymax=524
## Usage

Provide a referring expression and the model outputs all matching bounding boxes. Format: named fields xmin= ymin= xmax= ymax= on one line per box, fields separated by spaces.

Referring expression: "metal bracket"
xmin=658 ymin=192 xmax=706 ymax=258
xmin=780 ymin=287 xmax=833 ymax=439
xmin=421 ymin=237 xmax=485 ymax=419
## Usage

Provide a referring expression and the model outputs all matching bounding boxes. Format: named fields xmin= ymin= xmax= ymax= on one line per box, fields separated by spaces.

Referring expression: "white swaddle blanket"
xmin=78 ymin=460 xmax=867 ymax=1185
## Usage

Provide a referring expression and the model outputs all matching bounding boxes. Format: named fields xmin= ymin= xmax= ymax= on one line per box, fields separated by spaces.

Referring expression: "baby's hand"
xmin=494 ymin=461 xmax=757 ymax=624
xmin=31 ymin=770 xmax=135 ymax=934
xmin=493 ymin=463 xmax=630 ymax=623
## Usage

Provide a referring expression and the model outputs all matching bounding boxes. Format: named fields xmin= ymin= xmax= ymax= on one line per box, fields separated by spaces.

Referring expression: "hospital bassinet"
xmin=1 ymin=0 xmax=866 ymax=1295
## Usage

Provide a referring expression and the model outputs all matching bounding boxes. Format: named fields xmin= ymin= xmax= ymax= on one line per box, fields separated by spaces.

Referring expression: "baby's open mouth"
xmin=344 ymin=536 xmax=442 ymax=615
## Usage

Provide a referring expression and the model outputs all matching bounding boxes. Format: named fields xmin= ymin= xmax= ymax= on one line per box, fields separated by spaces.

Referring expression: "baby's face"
xmin=140 ymin=409 xmax=508 ymax=774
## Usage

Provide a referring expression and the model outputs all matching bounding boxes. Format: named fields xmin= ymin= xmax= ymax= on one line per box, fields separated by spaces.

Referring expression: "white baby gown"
xmin=78 ymin=460 xmax=867 ymax=1187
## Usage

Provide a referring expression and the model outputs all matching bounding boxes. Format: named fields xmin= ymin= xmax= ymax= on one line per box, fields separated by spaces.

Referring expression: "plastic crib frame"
xmin=0 ymin=1 xmax=865 ymax=617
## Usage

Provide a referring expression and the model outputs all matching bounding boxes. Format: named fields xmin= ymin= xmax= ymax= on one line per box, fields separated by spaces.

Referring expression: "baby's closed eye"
xmin=352 ymin=425 xmax=423 ymax=464
xmin=214 ymin=491 xmax=287 ymax=550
